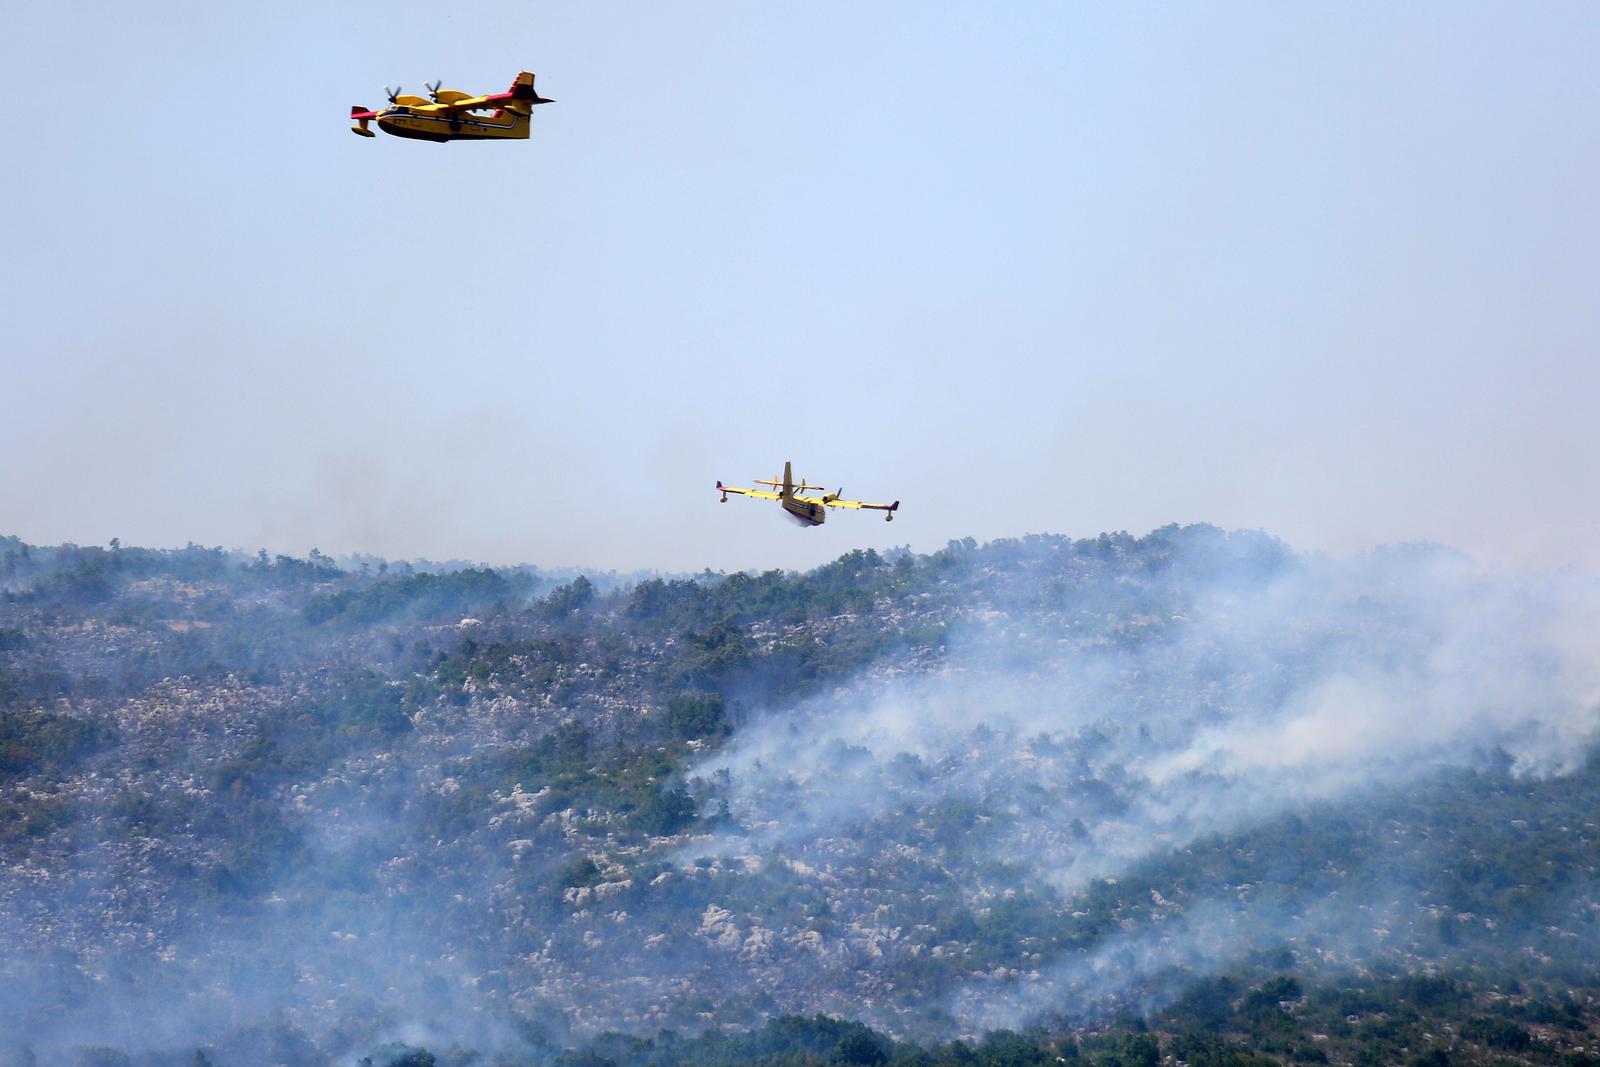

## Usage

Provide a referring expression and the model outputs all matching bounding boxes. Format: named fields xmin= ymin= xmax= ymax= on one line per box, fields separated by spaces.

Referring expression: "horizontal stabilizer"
xmin=757 ymin=479 xmax=826 ymax=491
xmin=511 ymin=72 xmax=555 ymax=104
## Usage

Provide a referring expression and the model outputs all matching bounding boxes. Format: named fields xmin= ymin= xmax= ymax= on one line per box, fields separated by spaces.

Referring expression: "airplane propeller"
xmin=424 ymin=79 xmax=443 ymax=102
xmin=383 ymin=84 xmax=402 ymax=103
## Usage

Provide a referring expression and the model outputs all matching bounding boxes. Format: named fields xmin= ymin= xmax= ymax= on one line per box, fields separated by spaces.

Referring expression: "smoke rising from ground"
xmin=5 ymin=530 xmax=1600 ymax=1061
xmin=689 ymin=542 xmax=1600 ymax=1024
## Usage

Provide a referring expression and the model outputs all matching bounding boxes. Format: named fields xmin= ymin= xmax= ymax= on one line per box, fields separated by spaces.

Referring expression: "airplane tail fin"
xmin=782 ymin=461 xmax=794 ymax=500
xmin=494 ymin=73 xmax=550 ymax=137
xmin=510 ymin=71 xmax=555 ymax=105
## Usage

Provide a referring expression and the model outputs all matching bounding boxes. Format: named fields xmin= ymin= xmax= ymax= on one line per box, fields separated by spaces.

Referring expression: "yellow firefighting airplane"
xmin=351 ymin=71 xmax=553 ymax=141
xmin=717 ymin=462 xmax=900 ymax=525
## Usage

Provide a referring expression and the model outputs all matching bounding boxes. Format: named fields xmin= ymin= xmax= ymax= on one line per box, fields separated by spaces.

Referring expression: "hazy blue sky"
xmin=5 ymin=3 xmax=1598 ymax=573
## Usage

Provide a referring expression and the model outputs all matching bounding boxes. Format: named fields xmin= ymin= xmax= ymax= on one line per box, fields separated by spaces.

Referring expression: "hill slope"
xmin=2 ymin=529 xmax=1598 ymax=1066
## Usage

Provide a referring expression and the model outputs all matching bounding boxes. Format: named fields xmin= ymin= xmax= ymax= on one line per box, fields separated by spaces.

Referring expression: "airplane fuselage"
xmin=373 ymin=105 xmax=529 ymax=142
xmin=782 ymin=495 xmax=827 ymax=526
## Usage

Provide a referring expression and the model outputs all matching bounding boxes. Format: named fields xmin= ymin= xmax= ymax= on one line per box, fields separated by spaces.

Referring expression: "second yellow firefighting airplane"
xmin=718 ymin=462 xmax=900 ymax=525
xmin=351 ymin=72 xmax=553 ymax=141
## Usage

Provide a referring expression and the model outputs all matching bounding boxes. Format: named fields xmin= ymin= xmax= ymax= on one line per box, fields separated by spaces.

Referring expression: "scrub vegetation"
xmin=2 ymin=528 xmax=1599 ymax=1067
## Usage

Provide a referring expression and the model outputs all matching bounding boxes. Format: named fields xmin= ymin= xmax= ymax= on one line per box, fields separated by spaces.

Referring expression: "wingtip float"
xmin=717 ymin=462 xmax=900 ymax=526
xmin=350 ymin=71 xmax=553 ymax=142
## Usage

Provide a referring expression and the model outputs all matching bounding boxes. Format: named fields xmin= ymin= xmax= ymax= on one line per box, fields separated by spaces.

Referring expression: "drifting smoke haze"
xmin=702 ymin=546 xmax=1600 ymax=866
xmin=3 ymin=527 xmax=1600 ymax=1064
xmin=686 ymin=540 xmax=1600 ymax=1030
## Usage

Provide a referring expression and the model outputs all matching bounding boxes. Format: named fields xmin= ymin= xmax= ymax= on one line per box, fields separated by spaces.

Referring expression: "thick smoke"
xmin=687 ymin=543 xmax=1600 ymax=1027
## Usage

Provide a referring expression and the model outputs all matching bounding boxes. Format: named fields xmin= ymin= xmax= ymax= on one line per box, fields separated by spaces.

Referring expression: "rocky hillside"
xmin=3 ymin=529 xmax=1599 ymax=1067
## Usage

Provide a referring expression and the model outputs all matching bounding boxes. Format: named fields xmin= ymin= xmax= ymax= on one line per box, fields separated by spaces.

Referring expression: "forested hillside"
xmin=3 ymin=529 xmax=1598 ymax=1067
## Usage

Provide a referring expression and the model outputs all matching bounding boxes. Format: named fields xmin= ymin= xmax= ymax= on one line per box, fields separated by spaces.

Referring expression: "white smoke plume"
xmin=687 ymin=540 xmax=1600 ymax=1026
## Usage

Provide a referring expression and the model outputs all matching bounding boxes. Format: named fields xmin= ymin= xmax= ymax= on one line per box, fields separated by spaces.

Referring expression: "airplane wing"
xmin=822 ymin=496 xmax=900 ymax=513
xmin=421 ymin=94 xmax=504 ymax=113
xmin=424 ymin=75 xmax=555 ymax=113
xmin=717 ymin=482 xmax=782 ymax=501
